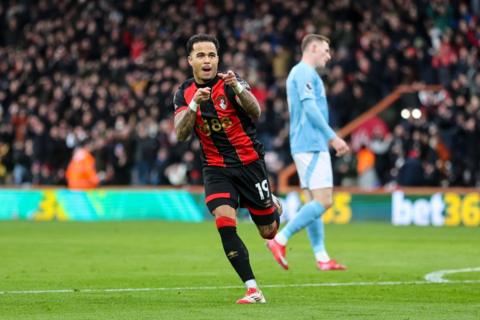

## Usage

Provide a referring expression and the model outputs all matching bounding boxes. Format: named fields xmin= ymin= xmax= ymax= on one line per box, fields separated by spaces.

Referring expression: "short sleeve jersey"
xmin=173 ymin=75 xmax=264 ymax=167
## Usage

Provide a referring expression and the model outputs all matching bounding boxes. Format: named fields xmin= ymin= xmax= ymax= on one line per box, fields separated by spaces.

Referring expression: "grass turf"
xmin=0 ymin=221 xmax=479 ymax=320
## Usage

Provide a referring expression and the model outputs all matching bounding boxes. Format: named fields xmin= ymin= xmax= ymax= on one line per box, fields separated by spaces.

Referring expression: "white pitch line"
xmin=424 ymin=267 xmax=480 ymax=283
xmin=1 ymin=279 xmax=480 ymax=296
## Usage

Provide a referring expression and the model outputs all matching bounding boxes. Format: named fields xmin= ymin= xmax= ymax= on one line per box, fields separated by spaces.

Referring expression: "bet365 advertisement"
xmin=0 ymin=189 xmax=478 ymax=226
xmin=282 ymin=190 xmax=479 ymax=227
xmin=391 ymin=191 xmax=479 ymax=227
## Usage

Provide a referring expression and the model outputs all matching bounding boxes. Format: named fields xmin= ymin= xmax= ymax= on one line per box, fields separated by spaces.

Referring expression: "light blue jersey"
xmin=287 ymin=61 xmax=336 ymax=154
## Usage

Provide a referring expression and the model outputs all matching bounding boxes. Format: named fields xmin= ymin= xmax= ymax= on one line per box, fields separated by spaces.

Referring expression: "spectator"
xmin=356 ymin=144 xmax=379 ymax=189
xmin=65 ymin=142 xmax=99 ymax=189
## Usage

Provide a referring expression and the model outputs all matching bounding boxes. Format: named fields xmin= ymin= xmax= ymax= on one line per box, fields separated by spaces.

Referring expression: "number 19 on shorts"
xmin=255 ymin=179 xmax=270 ymax=200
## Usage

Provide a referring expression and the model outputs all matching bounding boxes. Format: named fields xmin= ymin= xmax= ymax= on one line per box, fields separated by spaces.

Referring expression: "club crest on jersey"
xmin=216 ymin=95 xmax=227 ymax=110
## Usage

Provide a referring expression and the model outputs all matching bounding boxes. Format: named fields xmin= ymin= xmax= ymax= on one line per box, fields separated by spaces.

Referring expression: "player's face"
xmin=188 ymin=41 xmax=219 ymax=83
xmin=313 ymin=40 xmax=331 ymax=68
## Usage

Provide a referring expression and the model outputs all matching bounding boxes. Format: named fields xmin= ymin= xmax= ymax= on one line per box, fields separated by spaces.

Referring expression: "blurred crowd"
xmin=0 ymin=0 xmax=479 ymax=188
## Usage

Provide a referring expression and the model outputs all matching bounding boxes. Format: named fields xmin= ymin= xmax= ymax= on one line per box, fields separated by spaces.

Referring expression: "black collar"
xmin=195 ymin=76 xmax=219 ymax=88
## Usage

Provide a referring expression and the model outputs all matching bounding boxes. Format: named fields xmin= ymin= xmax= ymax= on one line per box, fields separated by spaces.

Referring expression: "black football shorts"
xmin=203 ymin=159 xmax=277 ymax=226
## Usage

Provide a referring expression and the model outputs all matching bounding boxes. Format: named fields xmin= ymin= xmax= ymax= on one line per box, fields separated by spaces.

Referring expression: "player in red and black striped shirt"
xmin=173 ymin=34 xmax=282 ymax=304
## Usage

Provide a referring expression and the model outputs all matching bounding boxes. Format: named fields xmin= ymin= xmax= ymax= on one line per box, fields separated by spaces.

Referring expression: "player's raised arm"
xmin=219 ymin=70 xmax=261 ymax=119
xmin=174 ymin=87 xmax=211 ymax=141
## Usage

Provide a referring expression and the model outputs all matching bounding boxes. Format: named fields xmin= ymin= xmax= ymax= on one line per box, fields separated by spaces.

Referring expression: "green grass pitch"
xmin=0 ymin=221 xmax=479 ymax=320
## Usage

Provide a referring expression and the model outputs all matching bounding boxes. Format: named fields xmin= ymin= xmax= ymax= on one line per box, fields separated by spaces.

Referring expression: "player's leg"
xmin=252 ymin=194 xmax=283 ymax=240
xmin=267 ymin=152 xmax=332 ymax=269
xmin=248 ymin=204 xmax=281 ymax=240
xmin=212 ymin=205 xmax=254 ymax=285
xmin=234 ymin=160 xmax=281 ymax=240
xmin=249 ymin=195 xmax=281 ymax=240
xmin=212 ymin=205 xmax=265 ymax=303
xmin=276 ymin=152 xmax=333 ymax=241
xmin=306 ymin=188 xmax=346 ymax=271
xmin=275 ymin=186 xmax=332 ymax=243
xmin=204 ymin=167 xmax=265 ymax=304
xmin=304 ymin=189 xmax=327 ymax=257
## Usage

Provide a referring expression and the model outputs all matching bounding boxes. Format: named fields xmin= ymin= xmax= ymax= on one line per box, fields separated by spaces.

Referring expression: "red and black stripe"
xmin=196 ymin=84 xmax=242 ymax=166
xmin=213 ymin=81 xmax=260 ymax=165
xmin=227 ymin=104 xmax=264 ymax=164
xmin=173 ymin=76 xmax=264 ymax=168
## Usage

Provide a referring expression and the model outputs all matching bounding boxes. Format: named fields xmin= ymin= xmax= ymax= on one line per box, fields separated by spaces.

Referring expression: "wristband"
xmin=188 ymin=100 xmax=198 ymax=112
xmin=233 ymin=82 xmax=244 ymax=94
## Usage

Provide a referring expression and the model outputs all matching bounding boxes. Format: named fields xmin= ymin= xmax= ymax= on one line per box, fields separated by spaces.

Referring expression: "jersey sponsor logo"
xmin=306 ymin=82 xmax=313 ymax=91
xmin=196 ymin=117 xmax=233 ymax=136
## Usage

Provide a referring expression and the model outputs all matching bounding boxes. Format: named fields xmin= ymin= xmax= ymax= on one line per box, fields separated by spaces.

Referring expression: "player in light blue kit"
xmin=267 ymin=34 xmax=350 ymax=271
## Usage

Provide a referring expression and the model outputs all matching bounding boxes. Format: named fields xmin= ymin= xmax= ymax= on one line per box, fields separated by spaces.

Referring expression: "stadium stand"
xmin=0 ymin=0 xmax=478 ymax=187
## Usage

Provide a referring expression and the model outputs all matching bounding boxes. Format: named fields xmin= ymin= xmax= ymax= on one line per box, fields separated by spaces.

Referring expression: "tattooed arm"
xmin=218 ymin=70 xmax=261 ymax=120
xmin=174 ymin=109 xmax=197 ymax=141
xmin=233 ymin=87 xmax=261 ymax=119
xmin=174 ymin=87 xmax=211 ymax=141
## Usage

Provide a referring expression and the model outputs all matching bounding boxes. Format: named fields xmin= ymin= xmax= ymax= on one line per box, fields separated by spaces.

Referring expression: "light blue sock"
xmin=306 ymin=216 xmax=326 ymax=254
xmin=281 ymin=201 xmax=325 ymax=240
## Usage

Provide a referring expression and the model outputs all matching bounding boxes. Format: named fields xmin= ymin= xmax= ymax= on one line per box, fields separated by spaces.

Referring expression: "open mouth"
xmin=202 ymin=66 xmax=212 ymax=72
